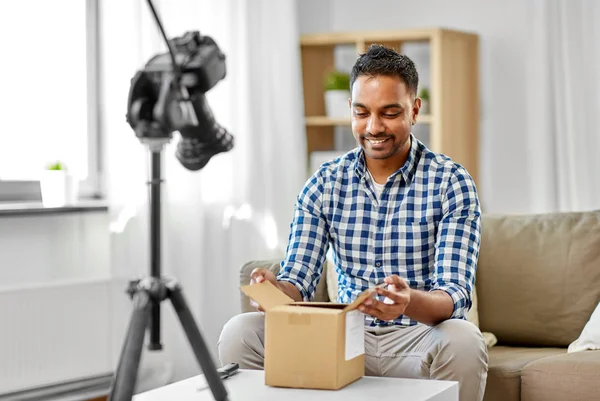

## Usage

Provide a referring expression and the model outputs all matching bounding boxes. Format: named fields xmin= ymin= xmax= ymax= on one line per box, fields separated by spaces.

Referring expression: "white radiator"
xmin=0 ymin=279 xmax=115 ymax=395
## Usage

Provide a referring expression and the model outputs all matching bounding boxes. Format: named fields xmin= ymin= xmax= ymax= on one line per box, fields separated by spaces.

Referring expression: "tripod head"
xmin=126 ymin=3 xmax=234 ymax=169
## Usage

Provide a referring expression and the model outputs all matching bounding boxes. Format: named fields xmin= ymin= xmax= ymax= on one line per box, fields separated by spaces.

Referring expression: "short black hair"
xmin=350 ymin=44 xmax=419 ymax=97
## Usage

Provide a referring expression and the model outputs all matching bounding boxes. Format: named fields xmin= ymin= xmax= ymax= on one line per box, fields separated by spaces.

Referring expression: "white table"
xmin=133 ymin=369 xmax=458 ymax=401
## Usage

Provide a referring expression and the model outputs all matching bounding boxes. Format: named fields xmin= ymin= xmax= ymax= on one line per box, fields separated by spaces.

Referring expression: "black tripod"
xmin=107 ymin=139 xmax=233 ymax=401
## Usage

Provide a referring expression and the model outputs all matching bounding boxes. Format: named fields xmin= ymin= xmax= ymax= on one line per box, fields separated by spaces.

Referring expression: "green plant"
xmin=46 ymin=161 xmax=66 ymax=171
xmin=418 ymin=87 xmax=430 ymax=101
xmin=324 ymin=71 xmax=350 ymax=91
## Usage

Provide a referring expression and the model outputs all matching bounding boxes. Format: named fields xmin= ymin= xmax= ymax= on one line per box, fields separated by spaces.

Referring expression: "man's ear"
xmin=412 ymin=97 xmax=422 ymax=125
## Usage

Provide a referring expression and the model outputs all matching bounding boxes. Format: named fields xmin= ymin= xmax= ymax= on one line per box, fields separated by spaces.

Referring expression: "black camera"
xmin=127 ymin=30 xmax=234 ymax=170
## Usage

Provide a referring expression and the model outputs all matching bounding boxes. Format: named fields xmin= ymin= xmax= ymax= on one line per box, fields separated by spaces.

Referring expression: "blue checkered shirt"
xmin=277 ymin=135 xmax=481 ymax=327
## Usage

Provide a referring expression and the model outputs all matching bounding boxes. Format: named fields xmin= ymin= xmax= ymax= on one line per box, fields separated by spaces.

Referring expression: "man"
xmin=218 ymin=45 xmax=488 ymax=401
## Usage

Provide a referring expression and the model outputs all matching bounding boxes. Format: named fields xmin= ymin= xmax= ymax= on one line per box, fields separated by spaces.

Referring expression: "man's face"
xmin=350 ymin=75 xmax=419 ymax=161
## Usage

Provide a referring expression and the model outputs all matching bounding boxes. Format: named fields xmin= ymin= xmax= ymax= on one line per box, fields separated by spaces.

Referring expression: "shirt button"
xmin=375 ymin=262 xmax=381 ymax=267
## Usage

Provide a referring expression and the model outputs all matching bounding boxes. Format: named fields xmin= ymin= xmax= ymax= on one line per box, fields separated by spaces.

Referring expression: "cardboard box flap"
xmin=240 ymin=281 xmax=294 ymax=311
xmin=343 ymin=283 xmax=385 ymax=312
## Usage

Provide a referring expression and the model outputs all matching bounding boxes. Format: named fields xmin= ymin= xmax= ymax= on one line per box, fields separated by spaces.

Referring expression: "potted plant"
xmin=40 ymin=161 xmax=78 ymax=207
xmin=323 ymin=70 xmax=351 ymax=118
xmin=419 ymin=87 xmax=431 ymax=114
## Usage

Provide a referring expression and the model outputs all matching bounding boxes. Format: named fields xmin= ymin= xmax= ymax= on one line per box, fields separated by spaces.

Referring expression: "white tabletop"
xmin=134 ymin=369 xmax=458 ymax=401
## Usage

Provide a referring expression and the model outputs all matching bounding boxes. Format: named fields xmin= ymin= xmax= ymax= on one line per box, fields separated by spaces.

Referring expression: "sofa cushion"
xmin=238 ymin=259 xmax=330 ymax=313
xmin=521 ymin=350 xmax=600 ymax=401
xmin=477 ymin=210 xmax=600 ymax=347
xmin=483 ymin=346 xmax=566 ymax=401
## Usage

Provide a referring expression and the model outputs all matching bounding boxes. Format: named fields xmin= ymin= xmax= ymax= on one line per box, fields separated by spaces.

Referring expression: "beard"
xmin=360 ymin=133 xmax=400 ymax=159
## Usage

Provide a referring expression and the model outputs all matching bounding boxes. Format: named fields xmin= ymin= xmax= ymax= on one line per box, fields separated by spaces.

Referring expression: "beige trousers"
xmin=218 ymin=312 xmax=488 ymax=401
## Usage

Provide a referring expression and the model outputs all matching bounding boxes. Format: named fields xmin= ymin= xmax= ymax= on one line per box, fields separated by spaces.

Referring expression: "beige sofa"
xmin=238 ymin=210 xmax=600 ymax=401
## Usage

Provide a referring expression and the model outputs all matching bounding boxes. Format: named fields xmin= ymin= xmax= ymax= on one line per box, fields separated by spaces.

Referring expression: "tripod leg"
xmin=108 ymin=290 xmax=152 ymax=401
xmin=169 ymin=285 xmax=229 ymax=401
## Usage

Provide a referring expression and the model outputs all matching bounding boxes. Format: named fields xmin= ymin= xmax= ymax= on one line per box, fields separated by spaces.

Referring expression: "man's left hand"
xmin=358 ymin=275 xmax=411 ymax=321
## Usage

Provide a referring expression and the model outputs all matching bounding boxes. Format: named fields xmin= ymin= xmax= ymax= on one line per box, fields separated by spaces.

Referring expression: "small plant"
xmin=419 ymin=87 xmax=430 ymax=102
xmin=46 ymin=161 xmax=66 ymax=171
xmin=324 ymin=71 xmax=350 ymax=91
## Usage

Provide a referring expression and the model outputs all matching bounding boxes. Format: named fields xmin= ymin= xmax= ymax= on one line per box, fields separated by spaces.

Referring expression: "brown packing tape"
xmin=288 ymin=313 xmax=311 ymax=325
xmin=240 ymin=281 xmax=294 ymax=312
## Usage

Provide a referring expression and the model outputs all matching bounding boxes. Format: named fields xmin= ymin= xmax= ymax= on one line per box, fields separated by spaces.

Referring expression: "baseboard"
xmin=0 ymin=373 xmax=112 ymax=401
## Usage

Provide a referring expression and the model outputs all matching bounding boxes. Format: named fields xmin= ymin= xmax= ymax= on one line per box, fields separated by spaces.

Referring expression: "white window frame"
xmin=83 ymin=0 xmax=102 ymax=199
xmin=0 ymin=0 xmax=102 ymax=202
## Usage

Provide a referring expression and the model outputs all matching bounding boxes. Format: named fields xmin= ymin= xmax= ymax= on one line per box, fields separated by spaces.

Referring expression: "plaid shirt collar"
xmin=353 ymin=133 xmax=420 ymax=186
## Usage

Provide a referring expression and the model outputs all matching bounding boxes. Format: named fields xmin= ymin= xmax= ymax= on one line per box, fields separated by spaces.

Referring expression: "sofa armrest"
xmin=239 ymin=259 xmax=282 ymax=313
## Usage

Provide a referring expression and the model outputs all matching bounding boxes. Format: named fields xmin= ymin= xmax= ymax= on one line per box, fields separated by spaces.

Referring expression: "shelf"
xmin=305 ymin=115 xmax=433 ymax=127
xmin=300 ymin=28 xmax=439 ymax=46
xmin=300 ymin=28 xmax=479 ymax=46
xmin=0 ymin=200 xmax=108 ymax=217
xmin=305 ymin=116 xmax=351 ymax=126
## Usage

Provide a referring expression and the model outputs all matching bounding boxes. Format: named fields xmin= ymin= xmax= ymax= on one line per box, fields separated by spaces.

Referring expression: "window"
xmin=0 ymin=0 xmax=100 ymax=199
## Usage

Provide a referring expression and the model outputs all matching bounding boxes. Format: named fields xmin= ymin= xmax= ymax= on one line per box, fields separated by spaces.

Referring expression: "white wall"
xmin=297 ymin=0 xmax=332 ymax=34
xmin=0 ymin=212 xmax=115 ymax=394
xmin=0 ymin=212 xmax=110 ymax=287
xmin=297 ymin=0 xmax=534 ymax=214
xmin=0 ymin=207 xmax=216 ymax=395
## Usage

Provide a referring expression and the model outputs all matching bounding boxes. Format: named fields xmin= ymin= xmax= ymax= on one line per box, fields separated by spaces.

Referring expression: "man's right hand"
xmin=248 ymin=267 xmax=303 ymax=311
xmin=249 ymin=268 xmax=279 ymax=312
xmin=250 ymin=267 xmax=279 ymax=287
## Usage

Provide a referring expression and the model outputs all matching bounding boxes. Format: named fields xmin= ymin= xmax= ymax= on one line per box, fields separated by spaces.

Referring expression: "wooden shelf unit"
xmin=305 ymin=115 xmax=433 ymax=127
xmin=300 ymin=28 xmax=480 ymax=185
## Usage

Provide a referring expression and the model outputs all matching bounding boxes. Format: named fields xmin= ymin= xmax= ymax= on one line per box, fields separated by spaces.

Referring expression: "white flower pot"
xmin=40 ymin=171 xmax=78 ymax=207
xmin=324 ymin=90 xmax=351 ymax=118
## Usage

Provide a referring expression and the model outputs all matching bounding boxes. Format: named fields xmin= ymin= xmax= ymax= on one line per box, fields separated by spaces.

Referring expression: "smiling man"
xmin=218 ymin=45 xmax=488 ymax=401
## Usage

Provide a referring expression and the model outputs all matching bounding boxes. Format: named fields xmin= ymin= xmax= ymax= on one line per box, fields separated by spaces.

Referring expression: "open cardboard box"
xmin=240 ymin=281 xmax=378 ymax=390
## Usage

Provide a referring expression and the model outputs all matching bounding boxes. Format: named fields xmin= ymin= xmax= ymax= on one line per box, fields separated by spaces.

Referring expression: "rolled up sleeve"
xmin=433 ymin=167 xmax=481 ymax=319
xmin=277 ymin=173 xmax=329 ymax=301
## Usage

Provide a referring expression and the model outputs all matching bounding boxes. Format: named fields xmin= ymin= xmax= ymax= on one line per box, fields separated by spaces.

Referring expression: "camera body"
xmin=127 ymin=31 xmax=234 ymax=170
xmin=144 ymin=31 xmax=227 ymax=94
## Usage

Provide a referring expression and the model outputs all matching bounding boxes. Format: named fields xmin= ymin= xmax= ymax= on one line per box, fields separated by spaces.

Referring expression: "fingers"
xmin=358 ymin=298 xmax=396 ymax=321
xmin=362 ymin=297 xmax=386 ymax=314
xmin=250 ymin=300 xmax=265 ymax=312
xmin=384 ymin=274 xmax=409 ymax=290
xmin=249 ymin=269 xmax=266 ymax=312
xmin=357 ymin=296 xmax=380 ymax=318
xmin=250 ymin=268 xmax=266 ymax=284
xmin=357 ymin=278 xmax=411 ymax=320
xmin=357 ymin=304 xmax=382 ymax=319
xmin=375 ymin=286 xmax=410 ymax=305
